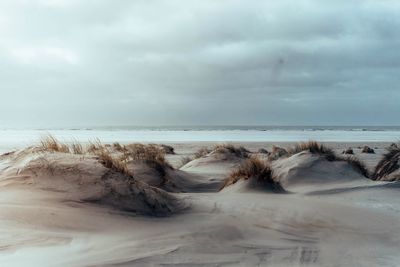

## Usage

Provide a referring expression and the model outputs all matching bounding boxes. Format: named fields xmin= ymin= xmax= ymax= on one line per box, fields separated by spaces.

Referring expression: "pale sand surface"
xmin=1 ymin=142 xmax=400 ymax=267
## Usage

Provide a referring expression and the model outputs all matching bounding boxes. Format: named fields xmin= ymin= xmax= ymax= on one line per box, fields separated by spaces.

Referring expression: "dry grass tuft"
xmin=194 ymin=147 xmax=211 ymax=159
xmin=373 ymin=145 xmax=400 ymax=180
xmin=95 ymin=148 xmax=132 ymax=177
xmin=71 ymin=142 xmax=84 ymax=154
xmin=288 ymin=141 xmax=336 ymax=161
xmin=222 ymin=157 xmax=283 ymax=191
xmin=87 ymin=139 xmax=105 ymax=154
xmin=86 ymin=139 xmax=132 ymax=177
xmin=180 ymin=156 xmax=193 ymax=167
xmin=39 ymin=135 xmax=70 ymax=153
xmin=213 ymin=144 xmax=249 ymax=158
xmin=160 ymin=144 xmax=175 ymax=154
xmin=268 ymin=146 xmax=288 ymax=160
xmin=123 ymin=144 xmax=166 ymax=162
xmin=122 ymin=144 xmax=172 ymax=175
xmin=286 ymin=141 xmax=369 ymax=177
xmin=113 ymin=142 xmax=127 ymax=152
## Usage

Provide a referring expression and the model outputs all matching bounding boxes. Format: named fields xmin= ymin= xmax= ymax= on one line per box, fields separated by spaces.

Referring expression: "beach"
xmin=0 ymin=127 xmax=399 ymax=153
xmin=1 ymin=138 xmax=400 ymax=267
xmin=2 ymin=0 xmax=399 ymax=265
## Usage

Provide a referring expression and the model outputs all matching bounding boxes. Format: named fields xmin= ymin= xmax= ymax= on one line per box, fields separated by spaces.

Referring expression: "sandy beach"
xmin=2 ymin=0 xmax=400 ymax=265
xmin=1 ymin=140 xmax=399 ymax=267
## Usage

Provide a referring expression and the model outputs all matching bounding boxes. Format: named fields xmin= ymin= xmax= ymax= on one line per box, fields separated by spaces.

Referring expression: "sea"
xmin=0 ymin=125 xmax=399 ymax=152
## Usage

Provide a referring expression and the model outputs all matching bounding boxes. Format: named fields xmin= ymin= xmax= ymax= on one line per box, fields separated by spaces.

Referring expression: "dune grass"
xmin=271 ymin=141 xmax=335 ymax=161
xmin=160 ymin=144 xmax=175 ymax=154
xmin=122 ymin=143 xmax=173 ymax=175
xmin=178 ymin=147 xmax=210 ymax=167
xmin=87 ymin=138 xmax=104 ymax=154
xmin=95 ymin=148 xmax=132 ymax=177
xmin=180 ymin=156 xmax=193 ymax=167
xmin=288 ymin=141 xmax=336 ymax=161
xmin=36 ymin=136 xmax=179 ymax=178
xmin=373 ymin=145 xmax=400 ymax=180
xmin=112 ymin=142 xmax=127 ymax=152
xmin=222 ymin=157 xmax=283 ymax=191
xmin=123 ymin=144 xmax=166 ymax=162
xmin=71 ymin=141 xmax=84 ymax=154
xmin=194 ymin=147 xmax=211 ymax=159
xmin=269 ymin=146 xmax=288 ymax=160
xmin=39 ymin=135 xmax=70 ymax=153
xmin=213 ymin=144 xmax=249 ymax=158
xmin=286 ymin=141 xmax=369 ymax=177
xmin=39 ymin=137 xmax=172 ymax=172
xmin=38 ymin=136 xmax=133 ymax=177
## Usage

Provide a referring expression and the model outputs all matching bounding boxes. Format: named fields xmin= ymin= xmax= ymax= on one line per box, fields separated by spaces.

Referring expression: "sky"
xmin=0 ymin=0 xmax=399 ymax=127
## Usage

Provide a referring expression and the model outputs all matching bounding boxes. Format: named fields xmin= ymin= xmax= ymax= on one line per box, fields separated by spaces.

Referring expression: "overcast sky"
xmin=0 ymin=0 xmax=399 ymax=127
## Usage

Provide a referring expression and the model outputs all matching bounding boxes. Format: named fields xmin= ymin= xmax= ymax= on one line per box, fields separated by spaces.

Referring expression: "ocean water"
xmin=0 ymin=126 xmax=399 ymax=152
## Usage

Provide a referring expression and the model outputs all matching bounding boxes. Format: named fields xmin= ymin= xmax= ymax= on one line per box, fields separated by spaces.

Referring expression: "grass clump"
xmin=124 ymin=144 xmax=167 ymax=163
xmin=373 ymin=145 xmax=400 ymax=180
xmin=194 ymin=147 xmax=211 ymax=159
xmin=288 ymin=141 xmax=335 ymax=161
xmin=71 ymin=142 xmax=84 ymax=154
xmin=122 ymin=144 xmax=172 ymax=175
xmin=113 ymin=142 xmax=127 ymax=152
xmin=39 ymin=135 xmax=70 ymax=153
xmin=222 ymin=157 xmax=283 ymax=191
xmin=180 ymin=156 xmax=193 ymax=167
xmin=87 ymin=139 xmax=105 ymax=154
xmin=95 ymin=148 xmax=132 ymax=177
xmin=269 ymin=146 xmax=288 ymax=160
xmin=287 ymin=141 xmax=369 ymax=177
xmin=178 ymin=147 xmax=211 ymax=167
xmin=213 ymin=144 xmax=249 ymax=158
xmin=86 ymin=140 xmax=133 ymax=177
xmin=160 ymin=144 xmax=175 ymax=154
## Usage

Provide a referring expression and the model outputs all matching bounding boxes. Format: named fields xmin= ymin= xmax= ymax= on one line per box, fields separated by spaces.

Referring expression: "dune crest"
xmin=221 ymin=157 xmax=284 ymax=193
xmin=272 ymin=151 xmax=371 ymax=193
xmin=0 ymin=148 xmax=184 ymax=216
xmin=179 ymin=144 xmax=250 ymax=189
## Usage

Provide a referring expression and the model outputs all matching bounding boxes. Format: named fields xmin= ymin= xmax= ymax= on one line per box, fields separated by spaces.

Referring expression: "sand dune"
xmin=272 ymin=151 xmax=371 ymax=193
xmin=180 ymin=145 xmax=249 ymax=190
xmin=1 ymin=142 xmax=400 ymax=266
xmin=220 ymin=157 xmax=284 ymax=193
xmin=0 ymin=148 xmax=184 ymax=216
xmin=129 ymin=161 xmax=219 ymax=193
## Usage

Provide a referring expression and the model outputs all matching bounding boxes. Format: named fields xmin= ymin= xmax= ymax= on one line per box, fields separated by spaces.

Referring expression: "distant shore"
xmin=0 ymin=128 xmax=399 ymax=153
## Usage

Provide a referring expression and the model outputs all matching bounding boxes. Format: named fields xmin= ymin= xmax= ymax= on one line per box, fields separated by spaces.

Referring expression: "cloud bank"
xmin=0 ymin=0 xmax=399 ymax=126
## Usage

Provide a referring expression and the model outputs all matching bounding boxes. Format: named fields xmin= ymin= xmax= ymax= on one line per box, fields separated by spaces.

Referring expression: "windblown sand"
xmin=1 ymin=142 xmax=400 ymax=267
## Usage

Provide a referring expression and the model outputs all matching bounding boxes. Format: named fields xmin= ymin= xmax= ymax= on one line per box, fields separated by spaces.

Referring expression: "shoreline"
xmin=0 ymin=140 xmax=395 ymax=154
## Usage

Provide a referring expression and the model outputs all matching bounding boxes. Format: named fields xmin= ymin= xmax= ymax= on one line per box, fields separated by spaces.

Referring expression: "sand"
xmin=1 ymin=142 xmax=400 ymax=267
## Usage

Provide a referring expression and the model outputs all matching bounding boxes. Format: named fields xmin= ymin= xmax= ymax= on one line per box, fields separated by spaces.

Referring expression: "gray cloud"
xmin=0 ymin=0 xmax=399 ymax=127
